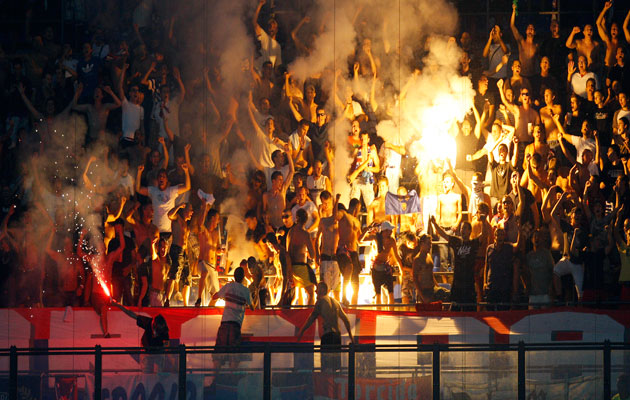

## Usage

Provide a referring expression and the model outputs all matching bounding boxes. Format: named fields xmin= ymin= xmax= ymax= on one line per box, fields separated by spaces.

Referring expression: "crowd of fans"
xmin=1 ymin=1 xmax=630 ymax=320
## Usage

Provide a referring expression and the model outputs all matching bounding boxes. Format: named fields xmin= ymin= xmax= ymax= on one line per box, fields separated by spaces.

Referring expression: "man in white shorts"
xmin=196 ymin=206 xmax=222 ymax=307
xmin=317 ymin=193 xmax=342 ymax=300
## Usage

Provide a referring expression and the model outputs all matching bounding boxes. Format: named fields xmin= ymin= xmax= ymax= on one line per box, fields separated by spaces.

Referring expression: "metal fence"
xmin=1 ymin=341 xmax=628 ymax=400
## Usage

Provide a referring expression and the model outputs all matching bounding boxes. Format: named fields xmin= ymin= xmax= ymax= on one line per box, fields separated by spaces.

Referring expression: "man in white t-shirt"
xmin=136 ymin=164 xmax=190 ymax=235
xmin=292 ymin=186 xmax=320 ymax=235
xmin=211 ymin=266 xmax=253 ymax=374
xmin=119 ymin=64 xmax=144 ymax=147
xmin=253 ymin=0 xmax=282 ymax=69
xmin=612 ymin=94 xmax=630 ymax=133
xmin=556 ymin=114 xmax=597 ymax=164
xmin=569 ymin=55 xmax=599 ymax=99
xmin=289 ymin=119 xmax=312 ymax=170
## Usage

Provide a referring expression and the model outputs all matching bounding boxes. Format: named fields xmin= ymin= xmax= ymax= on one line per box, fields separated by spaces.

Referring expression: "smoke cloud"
xmin=12 ymin=0 xmax=475 ymax=294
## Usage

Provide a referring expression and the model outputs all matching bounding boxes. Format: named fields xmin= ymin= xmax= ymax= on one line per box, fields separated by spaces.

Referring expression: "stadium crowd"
xmin=1 ymin=0 xmax=630 ymax=326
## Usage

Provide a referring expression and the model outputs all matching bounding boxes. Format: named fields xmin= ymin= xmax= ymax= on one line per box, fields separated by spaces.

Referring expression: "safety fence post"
xmin=178 ymin=344 xmax=186 ymax=400
xmin=518 ymin=341 xmax=525 ymax=400
xmin=433 ymin=343 xmax=440 ymax=400
xmin=94 ymin=345 xmax=102 ymax=400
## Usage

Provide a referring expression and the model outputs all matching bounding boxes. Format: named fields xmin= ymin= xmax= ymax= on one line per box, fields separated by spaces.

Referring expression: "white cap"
xmin=380 ymin=221 xmax=395 ymax=231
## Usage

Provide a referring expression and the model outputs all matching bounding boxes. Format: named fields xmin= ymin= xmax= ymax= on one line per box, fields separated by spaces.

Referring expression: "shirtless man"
xmin=413 ymin=234 xmax=442 ymax=304
xmin=297 ymin=281 xmax=354 ymax=371
xmin=149 ymin=237 xmax=169 ymax=307
xmin=317 ymin=195 xmax=341 ymax=301
xmin=436 ymin=173 xmax=462 ymax=231
xmin=596 ymin=1 xmax=621 ymax=68
xmin=361 ymin=221 xmax=403 ymax=305
xmin=337 ymin=199 xmax=362 ymax=305
xmin=510 ymin=3 xmax=539 ymax=77
xmin=72 ymin=85 xmax=121 ymax=143
xmin=566 ymin=24 xmax=600 ymax=70
xmin=523 ymin=124 xmax=550 ymax=171
xmin=126 ymin=202 xmax=157 ymax=262
xmin=78 ymin=223 xmax=126 ymax=337
xmin=367 ymin=177 xmax=389 ymax=225
xmin=498 ymin=79 xmax=540 ymax=161
xmin=435 ymin=172 xmax=462 ymax=276
xmin=263 ymin=152 xmax=294 ymax=229
xmin=46 ymin=231 xmax=84 ymax=306
xmin=539 ymin=88 xmax=563 ymax=146
xmin=196 ymin=206 xmax=222 ymax=307
xmin=164 ymin=203 xmax=193 ymax=307
xmin=287 ymin=208 xmax=316 ymax=305
xmin=416 ymin=158 xmax=444 ymax=231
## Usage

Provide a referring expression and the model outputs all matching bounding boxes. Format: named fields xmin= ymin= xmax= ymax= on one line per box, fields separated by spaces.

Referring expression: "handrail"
xmin=0 ymin=340 xmax=623 ymax=400
xmin=2 ymin=341 xmax=630 ymax=353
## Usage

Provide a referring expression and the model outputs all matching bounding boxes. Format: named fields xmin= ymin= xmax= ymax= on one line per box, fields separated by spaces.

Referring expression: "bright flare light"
xmin=97 ymin=279 xmax=111 ymax=297
xmin=342 ymin=240 xmax=377 ymax=305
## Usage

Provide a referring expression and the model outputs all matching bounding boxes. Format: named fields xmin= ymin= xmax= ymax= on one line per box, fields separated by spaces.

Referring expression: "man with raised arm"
xmin=111 ymin=300 xmax=170 ymax=373
xmin=510 ymin=3 xmax=539 ymax=77
xmin=497 ymin=79 xmax=540 ymax=163
xmin=264 ymin=146 xmax=294 ymax=229
xmin=72 ymin=85 xmax=121 ymax=144
xmin=483 ymin=25 xmax=510 ymax=87
xmin=118 ymin=64 xmax=144 ymax=150
xmin=596 ymin=1 xmax=621 ymax=69
xmin=253 ymin=0 xmax=282 ymax=69
xmin=136 ymin=163 xmax=190 ymax=239
xmin=566 ymin=24 xmax=601 ymax=71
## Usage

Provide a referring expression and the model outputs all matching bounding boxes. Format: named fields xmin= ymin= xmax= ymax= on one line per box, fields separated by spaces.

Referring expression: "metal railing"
xmin=1 ymin=341 xmax=628 ymax=400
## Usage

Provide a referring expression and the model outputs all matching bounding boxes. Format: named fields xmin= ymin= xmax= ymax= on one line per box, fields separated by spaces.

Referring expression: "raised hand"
xmin=568 ymin=60 xmax=576 ymax=76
